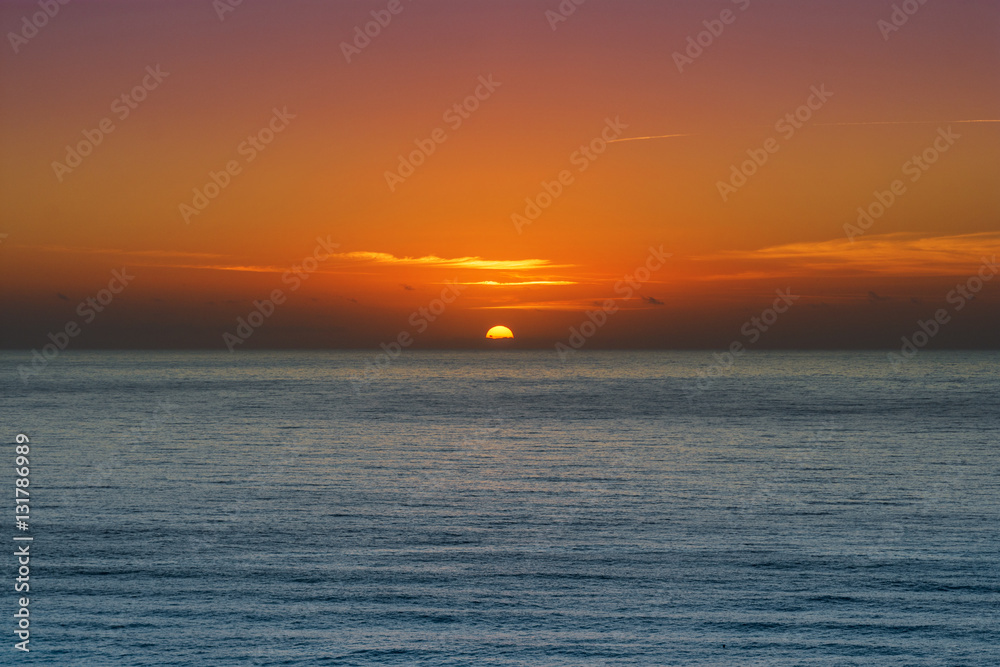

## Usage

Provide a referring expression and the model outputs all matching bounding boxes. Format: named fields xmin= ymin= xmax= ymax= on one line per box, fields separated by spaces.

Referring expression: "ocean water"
xmin=1 ymin=350 xmax=998 ymax=665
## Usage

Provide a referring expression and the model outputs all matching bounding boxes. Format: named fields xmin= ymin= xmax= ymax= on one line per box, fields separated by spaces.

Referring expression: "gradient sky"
xmin=2 ymin=0 xmax=998 ymax=349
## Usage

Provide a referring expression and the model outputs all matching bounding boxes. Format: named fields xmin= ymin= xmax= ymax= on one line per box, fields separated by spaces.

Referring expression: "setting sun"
xmin=486 ymin=325 xmax=514 ymax=339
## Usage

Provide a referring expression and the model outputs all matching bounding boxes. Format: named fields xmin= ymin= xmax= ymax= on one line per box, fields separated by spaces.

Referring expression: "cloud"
xmin=457 ymin=280 xmax=577 ymax=286
xmin=22 ymin=245 xmax=225 ymax=259
xmin=143 ymin=251 xmax=571 ymax=276
xmin=472 ymin=300 xmax=593 ymax=311
xmin=333 ymin=251 xmax=565 ymax=271
xmin=16 ymin=245 xmax=568 ymax=279
xmin=867 ymin=291 xmax=892 ymax=303
xmin=135 ymin=263 xmax=298 ymax=274
xmin=702 ymin=232 xmax=1000 ymax=278
xmin=473 ymin=296 xmax=666 ymax=311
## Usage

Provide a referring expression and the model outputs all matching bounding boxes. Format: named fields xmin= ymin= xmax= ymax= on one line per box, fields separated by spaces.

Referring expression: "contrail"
xmin=609 ymin=119 xmax=999 ymax=144
xmin=607 ymin=133 xmax=698 ymax=144
xmin=814 ymin=119 xmax=1000 ymax=127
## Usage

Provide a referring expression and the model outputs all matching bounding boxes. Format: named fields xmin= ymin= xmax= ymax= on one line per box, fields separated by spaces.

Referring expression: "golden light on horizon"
xmin=486 ymin=325 xmax=514 ymax=339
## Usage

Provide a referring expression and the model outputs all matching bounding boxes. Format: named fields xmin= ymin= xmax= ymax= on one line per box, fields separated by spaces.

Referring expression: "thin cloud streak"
xmin=814 ymin=119 xmax=1000 ymax=127
xmin=131 ymin=263 xmax=312 ymax=274
xmin=456 ymin=280 xmax=577 ymax=286
xmin=125 ymin=250 xmax=569 ymax=275
xmin=608 ymin=133 xmax=698 ymax=144
xmin=16 ymin=245 xmax=227 ymax=259
xmin=699 ymin=232 xmax=1000 ymax=278
xmin=611 ymin=120 xmax=999 ymax=144
xmin=333 ymin=251 xmax=566 ymax=270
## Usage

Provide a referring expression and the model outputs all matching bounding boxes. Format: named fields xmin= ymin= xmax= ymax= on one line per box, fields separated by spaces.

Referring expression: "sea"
xmin=1 ymin=350 xmax=998 ymax=665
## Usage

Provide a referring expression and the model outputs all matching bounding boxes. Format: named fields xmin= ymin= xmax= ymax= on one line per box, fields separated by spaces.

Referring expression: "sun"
xmin=486 ymin=325 xmax=514 ymax=339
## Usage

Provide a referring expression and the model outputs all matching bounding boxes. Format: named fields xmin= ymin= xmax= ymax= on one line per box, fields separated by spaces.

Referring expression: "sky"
xmin=1 ymin=0 xmax=998 ymax=350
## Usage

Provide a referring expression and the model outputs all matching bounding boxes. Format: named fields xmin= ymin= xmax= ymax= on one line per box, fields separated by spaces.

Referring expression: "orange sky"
xmin=2 ymin=0 xmax=998 ymax=349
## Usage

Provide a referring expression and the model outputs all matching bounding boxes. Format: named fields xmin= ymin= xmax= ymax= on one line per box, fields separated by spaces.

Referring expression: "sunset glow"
xmin=1 ymin=0 xmax=997 ymax=350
